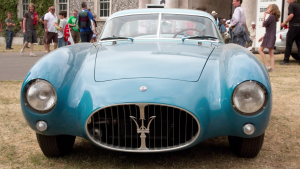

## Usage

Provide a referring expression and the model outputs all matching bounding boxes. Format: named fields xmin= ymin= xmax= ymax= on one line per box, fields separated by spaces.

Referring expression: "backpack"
xmin=78 ymin=11 xmax=90 ymax=29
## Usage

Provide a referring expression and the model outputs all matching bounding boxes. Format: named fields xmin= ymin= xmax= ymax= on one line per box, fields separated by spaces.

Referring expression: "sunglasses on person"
xmin=51 ymin=9 xmax=55 ymax=11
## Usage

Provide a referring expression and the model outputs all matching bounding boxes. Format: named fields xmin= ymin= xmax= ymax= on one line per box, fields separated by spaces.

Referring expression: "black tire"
xmin=291 ymin=53 xmax=300 ymax=60
xmin=228 ymin=133 xmax=264 ymax=158
xmin=36 ymin=133 xmax=76 ymax=157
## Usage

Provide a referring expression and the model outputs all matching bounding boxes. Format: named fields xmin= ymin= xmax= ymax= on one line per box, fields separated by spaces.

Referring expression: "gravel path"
xmin=0 ymin=52 xmax=45 ymax=81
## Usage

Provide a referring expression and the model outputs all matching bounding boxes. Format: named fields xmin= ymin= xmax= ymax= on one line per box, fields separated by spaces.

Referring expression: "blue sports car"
xmin=21 ymin=9 xmax=272 ymax=158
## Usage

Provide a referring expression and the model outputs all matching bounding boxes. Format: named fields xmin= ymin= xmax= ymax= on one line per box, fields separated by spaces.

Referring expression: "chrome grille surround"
xmin=85 ymin=103 xmax=200 ymax=152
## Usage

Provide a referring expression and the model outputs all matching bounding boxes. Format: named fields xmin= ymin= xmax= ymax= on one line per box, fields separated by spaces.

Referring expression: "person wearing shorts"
xmin=20 ymin=3 xmax=38 ymax=57
xmin=39 ymin=7 xmax=51 ymax=53
xmin=44 ymin=6 xmax=58 ymax=52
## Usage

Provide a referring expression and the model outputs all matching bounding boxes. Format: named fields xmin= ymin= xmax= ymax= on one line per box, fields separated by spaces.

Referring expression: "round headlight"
xmin=26 ymin=79 xmax=57 ymax=111
xmin=232 ymin=81 xmax=268 ymax=115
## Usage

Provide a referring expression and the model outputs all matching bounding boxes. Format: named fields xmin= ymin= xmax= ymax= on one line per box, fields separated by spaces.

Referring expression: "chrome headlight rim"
xmin=231 ymin=80 xmax=269 ymax=116
xmin=23 ymin=79 xmax=57 ymax=113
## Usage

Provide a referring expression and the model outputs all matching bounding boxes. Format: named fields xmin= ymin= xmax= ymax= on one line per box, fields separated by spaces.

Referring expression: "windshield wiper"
xmin=182 ymin=35 xmax=218 ymax=42
xmin=101 ymin=36 xmax=134 ymax=42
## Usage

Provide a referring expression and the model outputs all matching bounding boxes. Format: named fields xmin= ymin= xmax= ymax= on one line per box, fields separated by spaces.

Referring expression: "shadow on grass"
xmin=43 ymin=136 xmax=243 ymax=168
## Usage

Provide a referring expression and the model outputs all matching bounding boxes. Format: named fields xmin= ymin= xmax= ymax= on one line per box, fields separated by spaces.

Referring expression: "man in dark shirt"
xmin=280 ymin=0 xmax=300 ymax=65
xmin=21 ymin=3 xmax=38 ymax=57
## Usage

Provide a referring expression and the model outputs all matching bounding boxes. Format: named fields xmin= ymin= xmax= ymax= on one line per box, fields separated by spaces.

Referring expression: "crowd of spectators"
xmin=0 ymin=1 xmax=97 ymax=56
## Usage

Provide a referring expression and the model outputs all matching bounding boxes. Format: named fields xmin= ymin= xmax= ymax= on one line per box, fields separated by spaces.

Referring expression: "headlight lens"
xmin=26 ymin=79 xmax=57 ymax=111
xmin=232 ymin=81 xmax=267 ymax=115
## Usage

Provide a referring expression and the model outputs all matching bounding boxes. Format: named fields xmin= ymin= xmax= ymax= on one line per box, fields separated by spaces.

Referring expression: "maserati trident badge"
xmin=130 ymin=105 xmax=155 ymax=149
xmin=140 ymin=86 xmax=147 ymax=92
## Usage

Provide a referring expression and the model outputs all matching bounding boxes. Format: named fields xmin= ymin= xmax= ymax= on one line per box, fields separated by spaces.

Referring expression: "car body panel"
xmin=95 ymin=41 xmax=214 ymax=82
xmin=21 ymin=9 xmax=272 ymax=153
xmin=275 ymin=28 xmax=298 ymax=53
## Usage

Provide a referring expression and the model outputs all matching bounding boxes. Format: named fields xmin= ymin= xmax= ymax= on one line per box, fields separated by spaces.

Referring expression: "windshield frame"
xmin=99 ymin=12 xmax=222 ymax=42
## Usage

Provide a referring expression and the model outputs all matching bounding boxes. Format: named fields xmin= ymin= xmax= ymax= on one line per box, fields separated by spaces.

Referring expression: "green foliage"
xmin=31 ymin=0 xmax=54 ymax=43
xmin=0 ymin=0 xmax=20 ymax=39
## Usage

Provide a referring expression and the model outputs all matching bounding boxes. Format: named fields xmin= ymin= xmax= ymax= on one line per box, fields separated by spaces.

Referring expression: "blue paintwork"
xmin=20 ymin=9 xmax=272 ymax=152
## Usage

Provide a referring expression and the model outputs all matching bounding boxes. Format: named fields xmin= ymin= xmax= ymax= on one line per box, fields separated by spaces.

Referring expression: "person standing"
xmin=280 ymin=0 xmax=300 ymax=65
xmin=44 ymin=6 xmax=58 ymax=52
xmin=226 ymin=0 xmax=246 ymax=29
xmin=220 ymin=19 xmax=226 ymax=40
xmin=20 ymin=3 xmax=39 ymax=56
xmin=68 ymin=10 xmax=80 ymax=43
xmin=78 ymin=2 xmax=96 ymax=42
xmin=40 ymin=7 xmax=50 ymax=52
xmin=248 ymin=21 xmax=256 ymax=48
xmin=211 ymin=11 xmax=219 ymax=29
xmin=54 ymin=11 xmax=68 ymax=48
xmin=20 ymin=18 xmax=29 ymax=48
xmin=258 ymin=4 xmax=280 ymax=72
xmin=5 ymin=12 xmax=15 ymax=50
xmin=90 ymin=13 xmax=97 ymax=43
xmin=226 ymin=0 xmax=251 ymax=47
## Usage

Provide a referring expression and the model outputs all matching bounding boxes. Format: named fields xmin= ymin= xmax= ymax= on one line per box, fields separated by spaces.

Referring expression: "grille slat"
xmin=185 ymin=112 xmax=187 ymax=144
xmin=129 ymin=105 xmax=133 ymax=148
xmin=87 ymin=104 xmax=199 ymax=152
xmin=111 ymin=107 xmax=114 ymax=145
xmin=167 ymin=107 xmax=168 ymax=147
xmin=160 ymin=106 xmax=162 ymax=148
xmin=105 ymin=109 xmax=108 ymax=145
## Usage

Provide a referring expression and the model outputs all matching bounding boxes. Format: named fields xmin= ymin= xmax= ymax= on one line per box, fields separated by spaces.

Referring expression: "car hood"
xmin=95 ymin=41 xmax=215 ymax=82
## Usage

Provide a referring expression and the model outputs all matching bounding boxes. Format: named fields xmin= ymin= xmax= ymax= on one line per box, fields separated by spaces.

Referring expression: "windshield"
xmin=101 ymin=14 xmax=159 ymax=39
xmin=100 ymin=13 xmax=220 ymax=40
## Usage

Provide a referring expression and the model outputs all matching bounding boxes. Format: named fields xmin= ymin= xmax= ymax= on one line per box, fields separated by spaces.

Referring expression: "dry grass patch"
xmin=0 ymin=54 xmax=299 ymax=168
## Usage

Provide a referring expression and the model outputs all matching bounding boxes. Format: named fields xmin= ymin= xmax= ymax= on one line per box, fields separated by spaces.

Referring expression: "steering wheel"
xmin=173 ymin=28 xmax=204 ymax=38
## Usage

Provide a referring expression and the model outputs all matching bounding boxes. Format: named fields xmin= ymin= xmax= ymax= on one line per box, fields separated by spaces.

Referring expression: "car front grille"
xmin=86 ymin=104 xmax=200 ymax=152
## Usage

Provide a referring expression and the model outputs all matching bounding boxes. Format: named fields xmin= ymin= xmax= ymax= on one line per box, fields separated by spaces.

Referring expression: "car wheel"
xmin=228 ymin=133 xmax=264 ymax=158
xmin=291 ymin=53 xmax=300 ymax=60
xmin=36 ymin=133 xmax=76 ymax=157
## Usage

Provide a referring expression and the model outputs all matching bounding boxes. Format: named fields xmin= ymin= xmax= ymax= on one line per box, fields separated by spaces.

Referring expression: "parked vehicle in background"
xmin=20 ymin=9 xmax=272 ymax=159
xmin=274 ymin=28 xmax=300 ymax=60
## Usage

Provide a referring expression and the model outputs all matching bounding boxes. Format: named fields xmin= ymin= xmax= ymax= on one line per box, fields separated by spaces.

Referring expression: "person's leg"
xmin=53 ymin=33 xmax=58 ymax=49
xmin=71 ymin=30 xmax=76 ymax=43
xmin=80 ymin=31 xmax=87 ymax=42
xmin=6 ymin=31 xmax=10 ymax=49
xmin=10 ymin=31 xmax=14 ymax=49
xmin=23 ymin=33 xmax=25 ymax=45
xmin=46 ymin=32 xmax=54 ymax=52
xmin=87 ymin=31 xmax=93 ymax=42
xmin=58 ymin=38 xmax=62 ymax=48
xmin=7 ymin=31 xmax=12 ymax=49
xmin=43 ymin=31 xmax=47 ymax=52
xmin=258 ymin=46 xmax=269 ymax=67
xmin=283 ymin=27 xmax=297 ymax=63
xmin=30 ymin=43 xmax=35 ymax=56
xmin=29 ymin=30 xmax=38 ymax=55
xmin=75 ymin=32 xmax=80 ymax=43
xmin=268 ymin=48 xmax=275 ymax=70
xmin=294 ymin=28 xmax=300 ymax=63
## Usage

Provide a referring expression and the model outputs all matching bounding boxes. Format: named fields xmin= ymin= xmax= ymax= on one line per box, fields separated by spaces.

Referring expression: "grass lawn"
xmin=0 ymin=54 xmax=299 ymax=168
xmin=0 ymin=45 xmax=56 ymax=53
